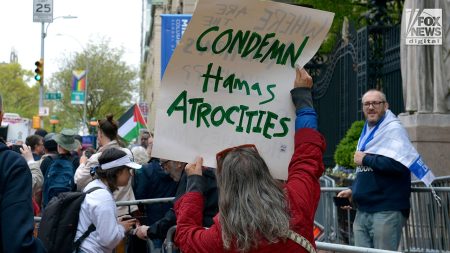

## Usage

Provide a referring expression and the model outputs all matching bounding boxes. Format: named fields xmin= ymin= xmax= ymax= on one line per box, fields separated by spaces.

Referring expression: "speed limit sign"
xmin=33 ymin=0 xmax=53 ymax=23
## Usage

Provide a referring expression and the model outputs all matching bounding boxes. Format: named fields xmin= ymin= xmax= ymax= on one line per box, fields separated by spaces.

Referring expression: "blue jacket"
xmin=352 ymin=153 xmax=411 ymax=217
xmin=0 ymin=140 xmax=46 ymax=252
xmin=133 ymin=159 xmax=179 ymax=226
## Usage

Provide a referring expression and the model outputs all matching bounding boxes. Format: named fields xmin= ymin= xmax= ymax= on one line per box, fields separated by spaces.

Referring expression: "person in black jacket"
xmin=337 ymin=90 xmax=411 ymax=251
xmin=0 ymin=94 xmax=46 ymax=253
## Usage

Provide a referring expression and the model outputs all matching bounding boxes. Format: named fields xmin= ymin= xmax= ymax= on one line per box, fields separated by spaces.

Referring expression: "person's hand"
xmin=337 ymin=189 xmax=353 ymax=210
xmin=185 ymin=156 xmax=203 ymax=176
xmin=135 ymin=225 xmax=149 ymax=240
xmin=354 ymin=151 xmax=366 ymax=166
xmin=146 ymin=142 xmax=153 ymax=159
xmin=20 ymin=144 xmax=34 ymax=162
xmin=80 ymin=152 xmax=88 ymax=164
xmin=294 ymin=68 xmax=313 ymax=89
xmin=118 ymin=216 xmax=136 ymax=233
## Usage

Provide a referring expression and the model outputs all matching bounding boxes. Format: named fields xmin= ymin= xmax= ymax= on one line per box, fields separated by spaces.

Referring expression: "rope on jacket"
xmin=288 ymin=230 xmax=316 ymax=253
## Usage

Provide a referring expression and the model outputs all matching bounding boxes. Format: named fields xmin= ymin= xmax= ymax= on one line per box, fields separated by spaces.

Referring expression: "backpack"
xmin=38 ymin=187 xmax=102 ymax=253
xmin=42 ymin=158 xmax=75 ymax=207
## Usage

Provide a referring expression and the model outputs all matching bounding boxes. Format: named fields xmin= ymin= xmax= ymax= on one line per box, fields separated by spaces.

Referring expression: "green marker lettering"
xmin=263 ymin=111 xmax=279 ymax=139
xmin=196 ymin=26 xmax=219 ymax=51
xmin=212 ymin=29 xmax=233 ymax=54
xmin=228 ymin=30 xmax=251 ymax=54
xmin=225 ymin=106 xmax=240 ymax=124
xmin=211 ymin=106 xmax=226 ymax=126
xmin=252 ymin=110 xmax=266 ymax=133
xmin=202 ymin=63 xmax=223 ymax=93
xmin=283 ymin=36 xmax=309 ymax=68
xmin=167 ymin=90 xmax=188 ymax=123
xmin=245 ymin=110 xmax=259 ymax=133
xmin=242 ymin=32 xmax=262 ymax=58
xmin=236 ymin=105 xmax=249 ymax=132
xmin=223 ymin=74 xmax=235 ymax=93
xmin=260 ymin=84 xmax=276 ymax=105
xmin=274 ymin=117 xmax=291 ymax=137
xmin=254 ymin=32 xmax=275 ymax=59
xmin=197 ymin=103 xmax=212 ymax=128
xmin=188 ymin=98 xmax=204 ymax=121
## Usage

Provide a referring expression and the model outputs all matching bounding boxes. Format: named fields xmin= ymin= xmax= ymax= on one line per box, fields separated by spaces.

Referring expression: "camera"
xmin=10 ymin=144 xmax=22 ymax=154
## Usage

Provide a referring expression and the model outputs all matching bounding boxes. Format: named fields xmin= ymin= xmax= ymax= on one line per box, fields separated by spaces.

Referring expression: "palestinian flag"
xmin=118 ymin=104 xmax=147 ymax=142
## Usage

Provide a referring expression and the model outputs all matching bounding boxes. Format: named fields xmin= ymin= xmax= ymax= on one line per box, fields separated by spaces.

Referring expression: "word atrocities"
xmin=167 ymin=91 xmax=290 ymax=139
xmin=196 ymin=26 xmax=309 ymax=67
xmin=405 ymin=9 xmax=442 ymax=45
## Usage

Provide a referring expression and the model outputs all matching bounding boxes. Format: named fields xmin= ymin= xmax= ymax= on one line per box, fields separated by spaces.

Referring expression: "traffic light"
xmin=32 ymin=116 xmax=41 ymax=129
xmin=34 ymin=59 xmax=44 ymax=82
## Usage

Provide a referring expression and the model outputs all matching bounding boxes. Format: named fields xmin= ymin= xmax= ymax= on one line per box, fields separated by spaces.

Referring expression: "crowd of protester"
xmin=1 ymin=67 xmax=407 ymax=253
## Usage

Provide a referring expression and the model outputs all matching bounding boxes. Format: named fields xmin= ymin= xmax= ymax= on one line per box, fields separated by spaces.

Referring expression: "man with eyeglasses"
xmin=132 ymin=158 xmax=185 ymax=250
xmin=338 ymin=89 xmax=412 ymax=251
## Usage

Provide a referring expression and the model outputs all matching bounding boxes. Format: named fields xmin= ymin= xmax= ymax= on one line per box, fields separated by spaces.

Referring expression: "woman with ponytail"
xmin=74 ymin=114 xmax=138 ymax=216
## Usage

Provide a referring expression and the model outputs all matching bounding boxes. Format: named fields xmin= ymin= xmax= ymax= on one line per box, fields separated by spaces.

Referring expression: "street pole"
xmin=39 ymin=22 xmax=45 ymax=128
xmin=37 ymin=16 xmax=77 ymax=128
xmin=82 ymin=63 xmax=89 ymax=135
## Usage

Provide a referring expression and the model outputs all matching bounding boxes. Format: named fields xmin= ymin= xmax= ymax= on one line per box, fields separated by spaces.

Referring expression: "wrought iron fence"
xmin=307 ymin=23 xmax=404 ymax=167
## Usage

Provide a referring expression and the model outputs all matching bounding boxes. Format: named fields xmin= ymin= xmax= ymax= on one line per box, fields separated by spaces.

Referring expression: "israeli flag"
xmin=357 ymin=110 xmax=435 ymax=186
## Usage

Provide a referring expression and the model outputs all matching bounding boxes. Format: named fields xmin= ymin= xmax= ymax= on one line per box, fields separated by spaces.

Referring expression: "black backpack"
xmin=38 ymin=187 xmax=102 ymax=253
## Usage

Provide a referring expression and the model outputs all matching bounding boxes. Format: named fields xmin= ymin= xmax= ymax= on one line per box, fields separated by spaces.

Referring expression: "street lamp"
xmin=56 ymin=33 xmax=89 ymax=134
xmin=38 ymin=15 xmax=77 ymax=127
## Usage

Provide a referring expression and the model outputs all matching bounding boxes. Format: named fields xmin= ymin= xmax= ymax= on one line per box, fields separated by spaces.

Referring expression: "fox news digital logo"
xmin=405 ymin=9 xmax=442 ymax=45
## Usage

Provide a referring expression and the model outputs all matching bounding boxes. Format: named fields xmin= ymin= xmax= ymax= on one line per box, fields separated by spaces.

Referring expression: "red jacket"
xmin=174 ymin=128 xmax=326 ymax=253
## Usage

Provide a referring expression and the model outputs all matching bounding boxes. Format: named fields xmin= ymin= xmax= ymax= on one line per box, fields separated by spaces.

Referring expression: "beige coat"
xmin=74 ymin=140 xmax=138 ymax=216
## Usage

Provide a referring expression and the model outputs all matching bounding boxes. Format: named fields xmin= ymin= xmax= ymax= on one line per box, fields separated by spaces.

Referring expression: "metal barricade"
xmin=32 ymin=178 xmax=450 ymax=252
xmin=163 ymin=225 xmax=401 ymax=253
xmin=316 ymin=176 xmax=339 ymax=242
xmin=116 ymin=197 xmax=175 ymax=253
xmin=164 ymin=226 xmax=177 ymax=253
xmin=401 ymin=186 xmax=450 ymax=253
xmin=318 ymin=180 xmax=450 ymax=253
xmin=319 ymin=186 xmax=352 ymax=245
xmin=115 ymin=197 xmax=175 ymax=206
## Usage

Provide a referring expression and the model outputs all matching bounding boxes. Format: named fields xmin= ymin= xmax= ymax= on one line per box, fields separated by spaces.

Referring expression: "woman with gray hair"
xmin=131 ymin=146 xmax=150 ymax=165
xmin=174 ymin=68 xmax=326 ymax=253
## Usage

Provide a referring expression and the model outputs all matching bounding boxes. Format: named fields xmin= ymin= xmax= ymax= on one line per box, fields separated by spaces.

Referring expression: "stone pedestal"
xmin=399 ymin=113 xmax=450 ymax=177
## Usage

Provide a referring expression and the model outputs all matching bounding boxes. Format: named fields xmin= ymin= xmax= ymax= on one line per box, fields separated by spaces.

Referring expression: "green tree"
xmin=0 ymin=63 xmax=39 ymax=119
xmin=292 ymin=0 xmax=403 ymax=54
xmin=49 ymin=39 xmax=138 ymax=129
xmin=334 ymin=120 xmax=364 ymax=169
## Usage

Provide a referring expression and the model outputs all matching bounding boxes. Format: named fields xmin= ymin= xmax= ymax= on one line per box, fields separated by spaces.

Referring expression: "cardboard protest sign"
xmin=153 ymin=0 xmax=334 ymax=179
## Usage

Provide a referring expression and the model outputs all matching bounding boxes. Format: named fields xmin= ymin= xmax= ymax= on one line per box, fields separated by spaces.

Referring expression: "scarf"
xmin=357 ymin=109 xmax=435 ymax=186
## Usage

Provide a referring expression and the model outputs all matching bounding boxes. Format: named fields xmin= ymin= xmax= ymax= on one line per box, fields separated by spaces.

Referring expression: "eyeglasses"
xmin=362 ymin=101 xmax=385 ymax=109
xmin=216 ymin=144 xmax=258 ymax=172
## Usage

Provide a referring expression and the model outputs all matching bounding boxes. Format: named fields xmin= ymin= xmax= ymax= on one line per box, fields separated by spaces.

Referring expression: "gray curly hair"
xmin=217 ymin=147 xmax=290 ymax=252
